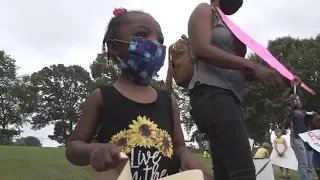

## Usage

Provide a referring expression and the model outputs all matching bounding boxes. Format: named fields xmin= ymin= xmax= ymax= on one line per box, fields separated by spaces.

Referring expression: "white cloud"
xmin=1 ymin=0 xmax=319 ymax=146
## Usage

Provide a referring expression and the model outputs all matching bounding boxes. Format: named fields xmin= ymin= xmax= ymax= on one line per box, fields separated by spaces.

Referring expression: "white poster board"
xmin=299 ymin=129 xmax=320 ymax=153
xmin=254 ymin=159 xmax=275 ymax=180
xmin=270 ymin=144 xmax=298 ymax=170
xmin=249 ymin=138 xmax=254 ymax=150
xmin=85 ymin=153 xmax=205 ymax=180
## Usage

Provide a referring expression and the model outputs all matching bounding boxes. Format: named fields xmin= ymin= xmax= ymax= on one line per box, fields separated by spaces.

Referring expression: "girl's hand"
xmin=277 ymin=152 xmax=283 ymax=157
xmin=89 ymin=143 xmax=122 ymax=172
xmin=180 ymin=150 xmax=213 ymax=180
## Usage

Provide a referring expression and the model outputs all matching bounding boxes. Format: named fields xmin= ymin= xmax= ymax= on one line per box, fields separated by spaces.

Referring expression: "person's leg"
xmin=190 ymin=86 xmax=255 ymax=180
xmin=315 ymin=168 xmax=320 ymax=180
xmin=306 ymin=149 xmax=313 ymax=180
xmin=286 ymin=168 xmax=290 ymax=177
xmin=209 ymin=139 xmax=229 ymax=180
xmin=292 ymin=138 xmax=310 ymax=180
xmin=279 ymin=167 xmax=285 ymax=178
xmin=279 ymin=167 xmax=284 ymax=173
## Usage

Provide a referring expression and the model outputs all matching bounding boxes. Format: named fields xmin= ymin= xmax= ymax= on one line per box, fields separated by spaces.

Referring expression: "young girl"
xmin=305 ymin=112 xmax=320 ymax=179
xmin=65 ymin=8 xmax=212 ymax=180
xmin=273 ymin=128 xmax=291 ymax=179
xmin=254 ymin=142 xmax=270 ymax=159
xmin=201 ymin=133 xmax=211 ymax=158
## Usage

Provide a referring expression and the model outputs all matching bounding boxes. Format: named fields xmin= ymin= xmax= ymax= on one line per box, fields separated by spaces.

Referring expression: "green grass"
xmin=0 ymin=145 xmax=317 ymax=180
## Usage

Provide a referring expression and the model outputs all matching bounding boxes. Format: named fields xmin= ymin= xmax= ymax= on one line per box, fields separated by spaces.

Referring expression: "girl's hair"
xmin=102 ymin=8 xmax=145 ymax=59
xmin=274 ymin=128 xmax=282 ymax=133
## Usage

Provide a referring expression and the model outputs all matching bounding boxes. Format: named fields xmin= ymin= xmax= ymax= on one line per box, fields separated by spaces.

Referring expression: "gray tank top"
xmin=188 ymin=12 xmax=245 ymax=102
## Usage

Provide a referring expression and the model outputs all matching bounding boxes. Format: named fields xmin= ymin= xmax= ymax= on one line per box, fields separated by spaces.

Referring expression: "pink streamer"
xmin=217 ymin=8 xmax=315 ymax=95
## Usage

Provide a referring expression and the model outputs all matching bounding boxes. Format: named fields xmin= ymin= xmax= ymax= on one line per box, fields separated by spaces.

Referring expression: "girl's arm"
xmin=171 ymin=96 xmax=213 ymax=178
xmin=66 ymin=89 xmax=105 ymax=166
xmin=283 ymin=138 xmax=288 ymax=153
xmin=274 ymin=139 xmax=279 ymax=153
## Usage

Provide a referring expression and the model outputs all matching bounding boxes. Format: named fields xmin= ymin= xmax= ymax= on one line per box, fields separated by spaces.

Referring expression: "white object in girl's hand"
xmin=85 ymin=153 xmax=205 ymax=180
xmin=270 ymin=144 xmax=298 ymax=170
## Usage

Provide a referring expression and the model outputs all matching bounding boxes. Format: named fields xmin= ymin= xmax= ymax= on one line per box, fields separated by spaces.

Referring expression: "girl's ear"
xmin=107 ymin=40 xmax=120 ymax=59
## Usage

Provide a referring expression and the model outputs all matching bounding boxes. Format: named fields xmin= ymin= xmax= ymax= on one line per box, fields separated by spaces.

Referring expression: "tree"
xmin=14 ymin=136 xmax=42 ymax=147
xmin=162 ymin=60 xmax=199 ymax=144
xmin=243 ymin=35 xmax=320 ymax=144
xmin=0 ymin=50 xmax=36 ymax=145
xmin=89 ymin=53 xmax=119 ymax=91
xmin=30 ymin=64 xmax=92 ymax=146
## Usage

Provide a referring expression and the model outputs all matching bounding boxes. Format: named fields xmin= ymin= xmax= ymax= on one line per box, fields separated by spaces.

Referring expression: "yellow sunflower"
xmin=156 ymin=129 xmax=173 ymax=158
xmin=110 ymin=129 xmax=133 ymax=154
xmin=128 ymin=115 xmax=159 ymax=148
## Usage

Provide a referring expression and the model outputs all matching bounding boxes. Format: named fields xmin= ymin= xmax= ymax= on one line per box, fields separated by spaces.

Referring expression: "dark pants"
xmin=190 ymin=84 xmax=256 ymax=180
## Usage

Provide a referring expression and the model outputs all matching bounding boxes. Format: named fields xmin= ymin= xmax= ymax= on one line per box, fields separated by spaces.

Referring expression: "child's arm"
xmin=66 ymin=89 xmax=106 ymax=166
xmin=171 ymin=95 xmax=213 ymax=179
xmin=274 ymin=139 xmax=279 ymax=153
xmin=283 ymin=138 xmax=288 ymax=153
xmin=265 ymin=150 xmax=270 ymax=158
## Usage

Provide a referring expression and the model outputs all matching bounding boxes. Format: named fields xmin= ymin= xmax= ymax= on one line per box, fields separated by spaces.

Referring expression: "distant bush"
xmin=13 ymin=136 xmax=42 ymax=147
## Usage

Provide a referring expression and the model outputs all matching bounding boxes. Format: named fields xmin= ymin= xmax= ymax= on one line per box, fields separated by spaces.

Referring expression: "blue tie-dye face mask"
xmin=115 ymin=37 xmax=166 ymax=85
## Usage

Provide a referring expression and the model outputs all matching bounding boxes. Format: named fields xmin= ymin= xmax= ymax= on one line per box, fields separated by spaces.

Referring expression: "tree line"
xmin=1 ymin=35 xmax=319 ymax=147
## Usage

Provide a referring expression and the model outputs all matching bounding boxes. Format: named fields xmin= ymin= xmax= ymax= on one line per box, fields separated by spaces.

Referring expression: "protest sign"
xmin=299 ymin=129 xmax=320 ymax=153
xmin=254 ymin=159 xmax=275 ymax=180
xmin=85 ymin=153 xmax=205 ymax=180
xmin=249 ymin=138 xmax=254 ymax=151
xmin=270 ymin=144 xmax=298 ymax=170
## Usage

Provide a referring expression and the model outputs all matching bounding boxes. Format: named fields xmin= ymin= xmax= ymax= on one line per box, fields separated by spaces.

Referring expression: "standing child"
xmin=273 ymin=128 xmax=291 ymax=179
xmin=304 ymin=112 xmax=320 ymax=180
xmin=201 ymin=134 xmax=211 ymax=158
xmin=65 ymin=8 xmax=212 ymax=180
xmin=254 ymin=142 xmax=270 ymax=159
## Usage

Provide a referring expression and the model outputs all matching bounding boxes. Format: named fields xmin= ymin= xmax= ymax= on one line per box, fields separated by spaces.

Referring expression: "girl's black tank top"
xmin=97 ymin=86 xmax=180 ymax=180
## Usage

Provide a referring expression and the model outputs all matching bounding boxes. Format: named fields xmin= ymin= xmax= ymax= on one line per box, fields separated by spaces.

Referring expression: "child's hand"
xmin=89 ymin=143 xmax=122 ymax=172
xmin=180 ymin=150 xmax=213 ymax=180
xmin=278 ymin=152 xmax=283 ymax=157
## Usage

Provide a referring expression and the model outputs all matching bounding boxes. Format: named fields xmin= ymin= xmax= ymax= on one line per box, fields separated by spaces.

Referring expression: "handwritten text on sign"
xmin=299 ymin=130 xmax=320 ymax=153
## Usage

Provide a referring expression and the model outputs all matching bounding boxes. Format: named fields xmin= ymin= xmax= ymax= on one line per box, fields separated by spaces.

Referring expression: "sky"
xmin=1 ymin=0 xmax=319 ymax=147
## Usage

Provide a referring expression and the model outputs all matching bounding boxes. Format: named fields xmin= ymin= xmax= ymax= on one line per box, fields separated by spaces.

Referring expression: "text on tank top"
xmin=189 ymin=10 xmax=246 ymax=102
xmin=97 ymin=86 xmax=180 ymax=180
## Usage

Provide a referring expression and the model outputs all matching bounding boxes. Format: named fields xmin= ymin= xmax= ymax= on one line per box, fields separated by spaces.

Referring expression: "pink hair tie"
xmin=113 ymin=8 xmax=126 ymax=16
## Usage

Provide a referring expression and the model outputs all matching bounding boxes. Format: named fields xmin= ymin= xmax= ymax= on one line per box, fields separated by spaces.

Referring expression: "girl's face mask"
xmin=112 ymin=37 xmax=166 ymax=85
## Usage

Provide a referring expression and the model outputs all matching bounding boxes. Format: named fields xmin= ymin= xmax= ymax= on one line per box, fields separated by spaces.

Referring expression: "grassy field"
xmin=0 ymin=145 xmax=317 ymax=180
